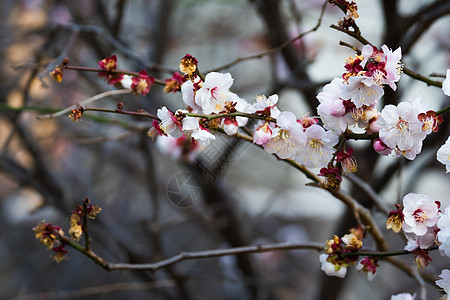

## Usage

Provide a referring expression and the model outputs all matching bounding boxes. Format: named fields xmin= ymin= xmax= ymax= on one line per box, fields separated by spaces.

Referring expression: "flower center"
xmin=412 ymin=208 xmax=427 ymax=223
xmin=309 ymin=139 xmax=322 ymax=149
xmin=396 ymin=118 xmax=409 ymax=134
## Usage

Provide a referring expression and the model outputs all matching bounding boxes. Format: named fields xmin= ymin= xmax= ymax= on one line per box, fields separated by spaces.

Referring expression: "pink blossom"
xmin=372 ymin=138 xmax=392 ymax=156
xmin=316 ymin=78 xmax=348 ymax=134
xmin=253 ymin=123 xmax=272 ymax=145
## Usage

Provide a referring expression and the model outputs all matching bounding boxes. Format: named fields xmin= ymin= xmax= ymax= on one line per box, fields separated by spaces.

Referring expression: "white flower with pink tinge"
xmin=437 ymin=206 xmax=450 ymax=258
xmin=404 ymin=227 xmax=437 ymax=250
xmin=182 ymin=117 xmax=216 ymax=146
xmin=436 ymin=269 xmax=450 ymax=297
xmin=253 ymin=123 xmax=272 ymax=145
xmin=341 ymin=75 xmax=384 ymax=108
xmin=157 ymin=106 xmax=183 ymax=138
xmin=195 ymin=72 xmax=234 ymax=114
xmin=437 ymin=136 xmax=450 ymax=173
xmin=181 ymin=78 xmax=202 ymax=113
xmin=402 ymin=193 xmax=440 ymax=236
xmin=295 ymin=124 xmax=339 ymax=169
xmin=381 ymin=45 xmax=402 ymax=90
xmin=377 ymin=100 xmax=426 ymax=154
xmin=263 ymin=111 xmax=306 ymax=159
xmin=316 ymin=78 xmax=348 ymax=135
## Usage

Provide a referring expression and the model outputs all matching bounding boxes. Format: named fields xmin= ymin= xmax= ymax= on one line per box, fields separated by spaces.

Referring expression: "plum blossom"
xmin=436 ymin=269 xmax=450 ymax=298
xmin=156 ymin=135 xmax=202 ymax=163
xmin=181 ymin=78 xmax=202 ymax=112
xmin=381 ymin=45 xmax=402 ymax=90
xmin=341 ymin=75 xmax=384 ymax=108
xmin=295 ymin=124 xmax=339 ymax=169
xmin=264 ymin=111 xmax=306 ymax=159
xmin=182 ymin=117 xmax=216 ymax=146
xmin=377 ymin=100 xmax=426 ymax=157
xmin=356 ymin=257 xmax=378 ymax=281
xmin=220 ymin=95 xmax=250 ymax=135
xmin=437 ymin=136 xmax=450 ymax=173
xmin=390 ymin=293 xmax=416 ymax=300
xmin=157 ymin=107 xmax=183 ymax=138
xmin=437 ymin=206 xmax=450 ymax=257
xmin=443 ymin=69 xmax=450 ymax=96
xmin=253 ymin=123 xmax=272 ymax=145
xmin=195 ymin=72 xmax=234 ymax=114
xmin=372 ymin=138 xmax=393 ymax=156
xmin=252 ymin=94 xmax=281 ymax=118
xmin=319 ymin=254 xmax=347 ymax=278
xmin=316 ymin=78 xmax=348 ymax=134
xmin=404 ymin=227 xmax=437 ymax=250
xmin=402 ymin=193 xmax=440 ymax=236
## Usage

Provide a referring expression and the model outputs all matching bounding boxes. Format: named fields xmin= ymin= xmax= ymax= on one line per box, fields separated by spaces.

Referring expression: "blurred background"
xmin=0 ymin=0 xmax=449 ymax=299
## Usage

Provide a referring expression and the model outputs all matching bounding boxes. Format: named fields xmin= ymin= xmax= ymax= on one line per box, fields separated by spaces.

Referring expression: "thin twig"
xmin=346 ymin=173 xmax=390 ymax=214
xmin=11 ymin=280 xmax=176 ymax=300
xmin=209 ymin=0 xmax=328 ymax=72
xmin=310 ymin=183 xmax=389 ymax=251
xmin=62 ymin=238 xmax=324 ymax=273
xmin=37 ymin=89 xmax=132 ymax=119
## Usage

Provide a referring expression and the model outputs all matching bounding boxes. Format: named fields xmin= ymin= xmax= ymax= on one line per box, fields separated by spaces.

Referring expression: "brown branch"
xmin=37 ymin=89 xmax=132 ymax=119
xmin=309 ymin=183 xmax=389 ymax=251
xmin=62 ymin=238 xmax=324 ymax=273
xmin=11 ymin=280 xmax=176 ymax=300
xmin=209 ymin=0 xmax=328 ymax=72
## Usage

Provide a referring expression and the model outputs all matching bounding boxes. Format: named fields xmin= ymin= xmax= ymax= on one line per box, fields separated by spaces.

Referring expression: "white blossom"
xmin=195 ymin=72 xmax=234 ymax=114
xmin=402 ymin=193 xmax=440 ymax=236
xmin=182 ymin=117 xmax=216 ymax=146
xmin=437 ymin=136 xmax=450 ymax=173
xmin=264 ymin=111 xmax=306 ymax=159
xmin=377 ymin=101 xmax=426 ymax=153
xmin=443 ymin=69 xmax=450 ymax=96
xmin=390 ymin=293 xmax=416 ymax=300
xmin=319 ymin=254 xmax=347 ymax=278
xmin=295 ymin=124 xmax=339 ymax=169
xmin=157 ymin=106 xmax=183 ymax=138
xmin=436 ymin=269 xmax=450 ymax=297
xmin=341 ymin=75 xmax=384 ymax=108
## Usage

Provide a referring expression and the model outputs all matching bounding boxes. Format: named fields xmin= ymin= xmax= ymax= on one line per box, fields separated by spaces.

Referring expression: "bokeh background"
xmin=0 ymin=0 xmax=449 ymax=299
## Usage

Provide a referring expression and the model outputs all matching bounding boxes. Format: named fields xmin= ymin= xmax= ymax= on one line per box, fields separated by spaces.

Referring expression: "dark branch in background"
xmin=112 ymin=0 xmax=127 ymax=39
xmin=210 ymin=0 xmax=327 ymax=73
xmin=249 ymin=0 xmax=326 ymax=111
xmin=60 ymin=234 xmax=323 ymax=272
xmin=11 ymin=280 xmax=176 ymax=300
xmin=401 ymin=0 xmax=450 ymax=54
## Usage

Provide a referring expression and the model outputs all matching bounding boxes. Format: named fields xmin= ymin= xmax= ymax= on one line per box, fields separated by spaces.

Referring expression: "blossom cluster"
xmin=319 ymin=226 xmax=380 ymax=280
xmin=385 ymin=193 xmax=450 ymax=298
xmin=33 ymin=221 xmax=68 ymax=263
xmin=46 ymin=39 xmax=450 ymax=298
xmin=33 ymin=199 xmax=101 ymax=262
